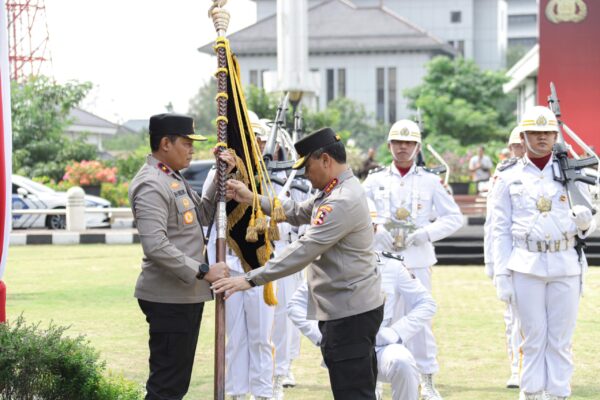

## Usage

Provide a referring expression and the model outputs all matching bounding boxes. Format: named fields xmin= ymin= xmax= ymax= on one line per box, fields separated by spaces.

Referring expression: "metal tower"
xmin=5 ymin=0 xmax=52 ymax=81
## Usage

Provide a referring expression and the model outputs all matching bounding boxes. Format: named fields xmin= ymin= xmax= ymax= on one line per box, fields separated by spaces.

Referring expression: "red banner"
xmin=538 ymin=0 xmax=600 ymax=152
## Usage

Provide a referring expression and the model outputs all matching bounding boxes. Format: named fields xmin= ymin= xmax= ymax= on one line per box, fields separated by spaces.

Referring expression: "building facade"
xmin=506 ymin=0 xmax=538 ymax=49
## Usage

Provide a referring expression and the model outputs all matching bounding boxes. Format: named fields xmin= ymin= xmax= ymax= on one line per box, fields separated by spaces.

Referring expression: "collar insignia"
xmin=323 ymin=178 xmax=338 ymax=195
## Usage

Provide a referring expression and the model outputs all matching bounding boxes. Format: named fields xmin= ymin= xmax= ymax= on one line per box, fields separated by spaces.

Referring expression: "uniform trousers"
xmin=504 ymin=303 xmax=522 ymax=376
xmin=319 ymin=304 xmax=384 ymax=400
xmin=404 ymin=267 xmax=439 ymax=374
xmin=138 ymin=300 xmax=204 ymax=400
xmin=273 ymin=272 xmax=303 ymax=376
xmin=513 ymin=272 xmax=580 ymax=397
xmin=376 ymin=343 xmax=420 ymax=400
xmin=225 ymin=258 xmax=275 ymax=398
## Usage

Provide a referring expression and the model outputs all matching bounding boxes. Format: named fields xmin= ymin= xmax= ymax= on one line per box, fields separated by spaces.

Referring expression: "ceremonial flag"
xmin=1 ymin=0 xmax=14 ymax=321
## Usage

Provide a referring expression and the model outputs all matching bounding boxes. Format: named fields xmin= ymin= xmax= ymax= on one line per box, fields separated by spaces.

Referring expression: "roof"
xmin=198 ymin=0 xmax=456 ymax=56
xmin=504 ymin=44 xmax=539 ymax=93
xmin=66 ymin=107 xmax=135 ymax=136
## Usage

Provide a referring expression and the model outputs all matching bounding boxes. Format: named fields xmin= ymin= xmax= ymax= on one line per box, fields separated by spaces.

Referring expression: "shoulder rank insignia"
xmin=381 ymin=251 xmax=404 ymax=262
xmin=368 ymin=166 xmax=386 ymax=175
xmin=157 ymin=162 xmax=172 ymax=175
xmin=497 ymin=157 xmax=519 ymax=172
xmin=313 ymin=204 xmax=332 ymax=226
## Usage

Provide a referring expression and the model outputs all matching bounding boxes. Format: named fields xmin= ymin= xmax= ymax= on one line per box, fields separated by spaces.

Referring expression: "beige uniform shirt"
xmin=129 ymin=155 xmax=217 ymax=304
xmin=249 ymin=169 xmax=384 ymax=321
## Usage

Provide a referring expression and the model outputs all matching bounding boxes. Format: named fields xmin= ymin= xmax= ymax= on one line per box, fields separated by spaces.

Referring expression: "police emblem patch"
xmin=536 ymin=115 xmax=547 ymax=127
xmin=313 ymin=205 xmax=333 ymax=226
xmin=171 ymin=182 xmax=180 ymax=189
xmin=182 ymin=198 xmax=191 ymax=208
xmin=400 ymin=127 xmax=410 ymax=136
xmin=183 ymin=210 xmax=194 ymax=224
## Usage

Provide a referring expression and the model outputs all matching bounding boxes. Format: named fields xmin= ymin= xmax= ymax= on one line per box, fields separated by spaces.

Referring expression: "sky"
xmin=44 ymin=0 xmax=257 ymax=123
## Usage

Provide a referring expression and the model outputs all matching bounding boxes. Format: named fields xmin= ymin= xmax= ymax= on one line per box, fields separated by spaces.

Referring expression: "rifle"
xmin=415 ymin=109 xmax=449 ymax=181
xmin=415 ymin=108 xmax=426 ymax=167
xmin=547 ymin=82 xmax=598 ymax=260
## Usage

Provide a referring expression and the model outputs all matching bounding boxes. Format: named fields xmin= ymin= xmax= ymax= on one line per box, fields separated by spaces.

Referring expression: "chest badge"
xmin=559 ymin=194 xmax=567 ymax=202
xmin=536 ymin=196 xmax=552 ymax=213
xmin=171 ymin=182 xmax=180 ymax=189
xmin=183 ymin=210 xmax=194 ymax=224
xmin=395 ymin=207 xmax=410 ymax=220
xmin=182 ymin=198 xmax=191 ymax=208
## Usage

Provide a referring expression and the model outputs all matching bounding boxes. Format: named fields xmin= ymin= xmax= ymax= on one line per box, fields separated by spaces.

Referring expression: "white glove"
xmin=405 ymin=228 xmax=430 ymax=247
xmin=570 ymin=205 xmax=593 ymax=231
xmin=375 ymin=327 xmax=400 ymax=346
xmin=495 ymin=275 xmax=515 ymax=304
xmin=484 ymin=263 xmax=494 ymax=280
xmin=374 ymin=226 xmax=394 ymax=252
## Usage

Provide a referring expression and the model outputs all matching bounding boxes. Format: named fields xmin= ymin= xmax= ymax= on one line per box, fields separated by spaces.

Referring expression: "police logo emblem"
xmin=171 ymin=182 xmax=180 ymax=189
xmin=536 ymin=115 xmax=547 ymax=127
xmin=395 ymin=207 xmax=410 ymax=220
xmin=536 ymin=196 xmax=552 ymax=212
xmin=182 ymin=198 xmax=190 ymax=208
xmin=400 ymin=127 xmax=410 ymax=136
xmin=546 ymin=0 xmax=587 ymax=24
xmin=183 ymin=210 xmax=194 ymax=224
xmin=313 ymin=205 xmax=332 ymax=226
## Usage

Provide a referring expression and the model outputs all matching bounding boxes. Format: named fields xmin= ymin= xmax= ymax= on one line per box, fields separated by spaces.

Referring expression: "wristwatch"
xmin=244 ymin=272 xmax=257 ymax=287
xmin=196 ymin=263 xmax=210 ymax=280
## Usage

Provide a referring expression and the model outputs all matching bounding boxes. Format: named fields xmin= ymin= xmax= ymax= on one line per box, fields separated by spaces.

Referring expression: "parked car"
xmin=11 ymin=175 xmax=111 ymax=229
xmin=182 ymin=160 xmax=215 ymax=195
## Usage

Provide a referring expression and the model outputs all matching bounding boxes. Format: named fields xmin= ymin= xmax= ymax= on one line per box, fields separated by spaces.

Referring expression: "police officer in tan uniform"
xmin=129 ymin=113 xmax=233 ymax=400
xmin=213 ymin=127 xmax=384 ymax=400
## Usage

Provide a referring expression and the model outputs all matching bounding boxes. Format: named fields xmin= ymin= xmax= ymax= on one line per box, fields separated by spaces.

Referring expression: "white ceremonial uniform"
xmin=363 ymin=164 xmax=463 ymax=374
xmin=287 ymin=252 xmax=436 ymax=400
xmin=203 ymin=169 xmax=275 ymax=399
xmin=491 ymin=156 xmax=596 ymax=398
xmin=484 ymin=160 xmax=522 ymax=380
xmin=272 ymin=179 xmax=310 ymax=379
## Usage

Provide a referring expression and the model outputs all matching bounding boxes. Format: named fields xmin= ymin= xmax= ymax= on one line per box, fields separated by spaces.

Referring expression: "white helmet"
xmin=519 ymin=106 xmax=559 ymax=133
xmin=508 ymin=126 xmax=522 ymax=145
xmin=387 ymin=120 xmax=421 ymax=143
xmin=247 ymin=110 xmax=268 ymax=141
xmin=366 ymin=198 xmax=386 ymax=225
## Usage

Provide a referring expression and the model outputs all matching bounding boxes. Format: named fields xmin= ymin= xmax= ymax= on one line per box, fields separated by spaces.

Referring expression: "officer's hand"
xmin=495 ymin=275 xmax=515 ymax=304
xmin=211 ymin=276 xmax=251 ymax=299
xmin=203 ymin=261 xmax=230 ymax=283
xmin=405 ymin=228 xmax=430 ymax=247
xmin=375 ymin=327 xmax=400 ymax=346
xmin=373 ymin=225 xmax=394 ymax=252
xmin=213 ymin=147 xmax=236 ymax=174
xmin=570 ymin=205 xmax=593 ymax=231
xmin=226 ymin=179 xmax=254 ymax=204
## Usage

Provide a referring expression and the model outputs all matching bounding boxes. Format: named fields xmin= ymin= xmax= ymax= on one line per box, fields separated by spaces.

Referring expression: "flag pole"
xmin=209 ymin=1 xmax=230 ymax=399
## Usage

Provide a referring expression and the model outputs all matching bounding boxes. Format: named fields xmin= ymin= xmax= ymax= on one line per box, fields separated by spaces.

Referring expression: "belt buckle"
xmin=554 ymin=240 xmax=561 ymax=252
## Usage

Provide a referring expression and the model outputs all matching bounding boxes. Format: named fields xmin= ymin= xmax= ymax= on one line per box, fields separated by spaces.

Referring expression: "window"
xmin=249 ymin=70 xmax=259 ymax=86
xmin=337 ymin=68 xmax=346 ymax=98
xmin=456 ymin=40 xmax=465 ymax=56
xmin=508 ymin=14 xmax=537 ymax=25
xmin=376 ymin=68 xmax=385 ymax=122
xmin=326 ymin=69 xmax=335 ymax=104
xmin=451 ymin=11 xmax=461 ymax=23
xmin=388 ymin=67 xmax=396 ymax=124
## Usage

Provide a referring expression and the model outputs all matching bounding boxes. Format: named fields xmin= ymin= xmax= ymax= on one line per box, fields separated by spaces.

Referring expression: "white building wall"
xmin=238 ymin=51 xmax=431 ymax=122
xmin=474 ymin=0 xmax=507 ymax=70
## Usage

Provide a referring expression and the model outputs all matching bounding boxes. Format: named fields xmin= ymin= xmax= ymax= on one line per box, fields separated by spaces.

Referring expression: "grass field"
xmin=4 ymin=244 xmax=600 ymax=399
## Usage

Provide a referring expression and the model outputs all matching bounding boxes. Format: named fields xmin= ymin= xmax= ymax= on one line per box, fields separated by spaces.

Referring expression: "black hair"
xmin=310 ymin=141 xmax=346 ymax=164
xmin=150 ymin=135 xmax=178 ymax=152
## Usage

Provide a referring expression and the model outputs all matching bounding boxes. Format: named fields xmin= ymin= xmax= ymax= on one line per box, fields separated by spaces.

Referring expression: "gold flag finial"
xmin=210 ymin=0 xmax=230 ymax=36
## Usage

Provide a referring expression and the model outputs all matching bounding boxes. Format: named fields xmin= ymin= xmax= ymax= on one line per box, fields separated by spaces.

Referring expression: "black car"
xmin=182 ymin=160 xmax=215 ymax=195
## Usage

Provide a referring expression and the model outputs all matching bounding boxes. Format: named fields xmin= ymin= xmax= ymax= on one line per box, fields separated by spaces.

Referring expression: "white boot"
xmin=420 ymin=374 xmax=443 ymax=400
xmin=254 ymin=397 xmax=273 ymax=400
xmin=230 ymin=396 xmax=248 ymax=400
xmin=281 ymin=370 xmax=296 ymax=388
xmin=544 ymin=394 xmax=568 ymax=400
xmin=506 ymin=372 xmax=520 ymax=389
xmin=273 ymin=375 xmax=285 ymax=400
xmin=519 ymin=391 xmax=543 ymax=400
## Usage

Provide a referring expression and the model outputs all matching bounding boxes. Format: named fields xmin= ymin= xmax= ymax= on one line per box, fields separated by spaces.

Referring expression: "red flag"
xmin=1 ymin=0 xmax=14 ymax=321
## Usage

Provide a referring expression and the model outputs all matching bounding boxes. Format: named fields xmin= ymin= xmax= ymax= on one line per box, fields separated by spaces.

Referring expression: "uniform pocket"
xmin=175 ymin=196 xmax=197 ymax=227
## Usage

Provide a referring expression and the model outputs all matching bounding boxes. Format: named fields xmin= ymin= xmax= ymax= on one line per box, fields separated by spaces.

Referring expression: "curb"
xmin=9 ymin=231 xmax=140 ymax=246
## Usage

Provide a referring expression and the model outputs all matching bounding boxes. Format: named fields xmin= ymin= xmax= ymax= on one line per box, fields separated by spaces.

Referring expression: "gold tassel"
xmin=268 ymin=219 xmax=280 ymax=241
xmin=246 ymin=217 xmax=258 ymax=242
xmin=272 ymin=197 xmax=286 ymax=222
xmin=255 ymin=209 xmax=268 ymax=233
xmin=263 ymin=281 xmax=278 ymax=306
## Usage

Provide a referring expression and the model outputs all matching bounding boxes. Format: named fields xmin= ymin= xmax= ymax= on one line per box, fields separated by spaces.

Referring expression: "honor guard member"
xmin=129 ymin=113 xmax=233 ymax=400
xmin=484 ymin=125 xmax=525 ymax=389
xmin=363 ymin=119 xmax=463 ymax=400
xmin=214 ymin=127 xmax=385 ymax=400
xmin=203 ymin=115 xmax=276 ymax=400
xmin=491 ymin=106 xmax=596 ymax=400
xmin=286 ymin=198 xmax=437 ymax=400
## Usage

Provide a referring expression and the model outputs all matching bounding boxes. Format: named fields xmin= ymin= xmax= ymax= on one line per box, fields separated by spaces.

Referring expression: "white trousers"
xmin=225 ymin=258 xmax=275 ymax=398
xmin=404 ymin=267 xmax=439 ymax=374
xmin=504 ymin=303 xmax=522 ymax=375
xmin=376 ymin=343 xmax=420 ymax=400
xmin=513 ymin=272 xmax=580 ymax=397
xmin=272 ymin=271 xmax=303 ymax=376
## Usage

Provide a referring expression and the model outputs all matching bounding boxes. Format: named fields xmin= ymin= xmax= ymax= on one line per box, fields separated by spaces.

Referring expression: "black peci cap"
xmin=148 ymin=113 xmax=207 ymax=141
xmin=292 ymin=127 xmax=342 ymax=169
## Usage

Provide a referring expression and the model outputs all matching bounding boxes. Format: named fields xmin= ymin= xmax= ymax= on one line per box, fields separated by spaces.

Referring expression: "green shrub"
xmin=101 ymin=182 xmax=130 ymax=207
xmin=0 ymin=316 xmax=142 ymax=400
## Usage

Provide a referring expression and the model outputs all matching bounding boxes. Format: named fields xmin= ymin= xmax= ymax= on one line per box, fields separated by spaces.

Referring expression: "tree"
xmin=11 ymin=76 xmax=98 ymax=181
xmin=404 ymin=56 xmax=514 ymax=145
xmin=188 ymin=79 xmax=218 ymax=135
